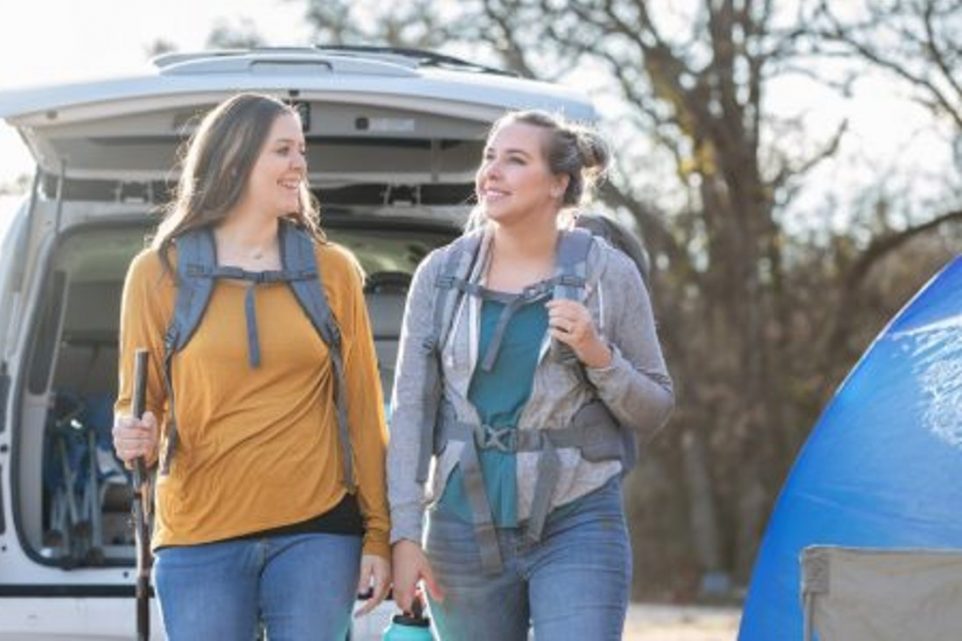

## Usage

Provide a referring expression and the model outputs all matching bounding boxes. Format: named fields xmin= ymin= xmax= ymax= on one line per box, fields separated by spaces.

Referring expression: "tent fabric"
xmin=802 ymin=546 xmax=962 ymax=641
xmin=739 ymin=256 xmax=962 ymax=641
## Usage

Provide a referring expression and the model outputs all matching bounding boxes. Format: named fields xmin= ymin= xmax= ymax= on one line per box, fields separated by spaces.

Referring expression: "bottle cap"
xmin=391 ymin=612 xmax=431 ymax=628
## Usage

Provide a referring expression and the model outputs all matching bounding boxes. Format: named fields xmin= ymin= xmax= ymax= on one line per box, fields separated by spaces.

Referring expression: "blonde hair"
xmin=153 ymin=93 xmax=322 ymax=269
xmin=468 ymin=110 xmax=610 ymax=230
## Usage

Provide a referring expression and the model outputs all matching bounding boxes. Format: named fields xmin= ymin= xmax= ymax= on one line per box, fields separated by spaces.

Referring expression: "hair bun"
xmin=575 ymin=129 xmax=610 ymax=177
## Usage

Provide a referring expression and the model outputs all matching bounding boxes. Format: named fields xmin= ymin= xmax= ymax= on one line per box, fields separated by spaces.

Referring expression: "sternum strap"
xmin=439 ymin=412 xmax=616 ymax=570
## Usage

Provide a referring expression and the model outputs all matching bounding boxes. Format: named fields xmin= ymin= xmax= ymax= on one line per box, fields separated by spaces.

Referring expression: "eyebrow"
xmin=485 ymin=147 xmax=533 ymax=158
xmin=273 ymin=137 xmax=305 ymax=146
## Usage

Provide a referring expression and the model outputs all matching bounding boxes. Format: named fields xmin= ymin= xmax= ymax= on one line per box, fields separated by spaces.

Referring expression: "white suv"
xmin=0 ymin=46 xmax=595 ymax=640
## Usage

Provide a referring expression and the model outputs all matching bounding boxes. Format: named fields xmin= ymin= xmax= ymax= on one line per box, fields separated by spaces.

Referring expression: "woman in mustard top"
xmin=111 ymin=93 xmax=391 ymax=640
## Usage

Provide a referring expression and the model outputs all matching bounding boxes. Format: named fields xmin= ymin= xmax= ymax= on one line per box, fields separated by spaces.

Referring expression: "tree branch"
xmin=824 ymin=207 xmax=962 ymax=356
xmin=599 ymin=181 xmax=699 ymax=286
xmin=771 ymin=118 xmax=849 ymax=191
xmin=845 ymin=208 xmax=962 ymax=293
xmin=814 ymin=0 xmax=962 ymax=131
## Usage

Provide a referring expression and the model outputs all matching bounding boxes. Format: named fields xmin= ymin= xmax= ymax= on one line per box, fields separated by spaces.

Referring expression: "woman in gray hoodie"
xmin=387 ymin=110 xmax=674 ymax=641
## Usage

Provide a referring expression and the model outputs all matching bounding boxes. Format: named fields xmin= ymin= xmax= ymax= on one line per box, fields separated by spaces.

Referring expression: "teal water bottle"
xmin=382 ymin=595 xmax=434 ymax=641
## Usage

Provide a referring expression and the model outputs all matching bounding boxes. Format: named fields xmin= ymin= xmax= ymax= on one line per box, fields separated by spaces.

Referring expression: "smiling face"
xmin=475 ymin=122 xmax=568 ymax=227
xmin=243 ymin=112 xmax=307 ymax=219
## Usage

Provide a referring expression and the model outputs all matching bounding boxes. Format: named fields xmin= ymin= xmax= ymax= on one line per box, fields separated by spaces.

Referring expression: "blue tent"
xmin=739 ymin=256 xmax=962 ymax=640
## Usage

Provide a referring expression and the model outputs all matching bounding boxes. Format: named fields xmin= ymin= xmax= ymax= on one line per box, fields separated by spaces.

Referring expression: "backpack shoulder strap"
xmin=414 ymin=231 xmax=482 ymax=483
xmin=165 ymin=227 xmax=217 ymax=355
xmin=548 ymin=227 xmax=596 ymax=383
xmin=158 ymin=226 xmax=217 ymax=474
xmin=427 ymin=230 xmax=484 ymax=356
xmin=280 ymin=222 xmax=340 ymax=349
xmin=552 ymin=227 xmax=593 ymax=301
xmin=279 ymin=221 xmax=356 ymax=491
xmin=557 ymin=228 xmax=640 ymax=472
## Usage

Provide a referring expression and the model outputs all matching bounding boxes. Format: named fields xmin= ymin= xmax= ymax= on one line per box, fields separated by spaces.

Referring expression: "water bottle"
xmin=382 ymin=595 xmax=434 ymax=641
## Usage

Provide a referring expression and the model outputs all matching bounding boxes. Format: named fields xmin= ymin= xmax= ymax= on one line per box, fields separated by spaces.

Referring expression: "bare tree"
xmin=300 ymin=0 xmax=451 ymax=49
xmin=144 ymin=38 xmax=178 ymax=59
xmin=810 ymin=0 xmax=962 ymax=131
xmin=206 ymin=18 xmax=267 ymax=50
xmin=448 ymin=0 xmax=850 ymax=588
xmin=287 ymin=0 xmax=962 ymax=597
xmin=804 ymin=0 xmax=962 ymax=359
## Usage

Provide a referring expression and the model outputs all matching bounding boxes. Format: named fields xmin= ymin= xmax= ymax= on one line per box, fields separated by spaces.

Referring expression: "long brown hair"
xmin=152 ymin=93 xmax=322 ymax=270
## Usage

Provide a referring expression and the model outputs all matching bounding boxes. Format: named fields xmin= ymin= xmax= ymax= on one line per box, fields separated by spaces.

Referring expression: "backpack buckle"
xmin=185 ymin=263 xmax=212 ymax=277
xmin=522 ymin=281 xmax=552 ymax=300
xmin=293 ymin=269 xmax=317 ymax=281
xmin=475 ymin=425 xmax=517 ymax=453
xmin=556 ymin=274 xmax=585 ymax=288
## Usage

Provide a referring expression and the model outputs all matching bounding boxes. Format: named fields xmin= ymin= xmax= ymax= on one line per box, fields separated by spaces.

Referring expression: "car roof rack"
xmin=151 ymin=46 xmax=517 ymax=78
xmin=312 ymin=45 xmax=518 ymax=77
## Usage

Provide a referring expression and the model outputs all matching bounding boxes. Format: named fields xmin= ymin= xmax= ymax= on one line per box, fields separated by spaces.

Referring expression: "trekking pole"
xmin=130 ymin=348 xmax=150 ymax=641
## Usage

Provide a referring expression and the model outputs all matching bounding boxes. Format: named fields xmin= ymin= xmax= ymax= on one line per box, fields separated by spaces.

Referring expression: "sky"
xmin=0 ymin=0 xmax=314 ymax=184
xmin=0 ymin=0 xmax=956 ymax=236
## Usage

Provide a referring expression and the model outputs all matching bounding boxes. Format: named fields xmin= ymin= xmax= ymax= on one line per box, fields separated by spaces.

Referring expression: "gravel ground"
xmin=354 ymin=601 xmax=742 ymax=639
xmin=624 ymin=604 xmax=741 ymax=641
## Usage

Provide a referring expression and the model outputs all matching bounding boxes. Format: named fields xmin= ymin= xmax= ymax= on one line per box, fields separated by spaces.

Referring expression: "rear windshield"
xmin=34 ymin=217 xmax=456 ymax=399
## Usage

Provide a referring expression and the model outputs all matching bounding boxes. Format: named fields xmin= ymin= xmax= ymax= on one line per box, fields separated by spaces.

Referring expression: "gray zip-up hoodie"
xmin=387 ymin=228 xmax=674 ymax=544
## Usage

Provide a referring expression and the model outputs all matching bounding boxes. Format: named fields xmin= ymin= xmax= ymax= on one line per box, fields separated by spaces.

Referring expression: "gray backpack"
xmin=420 ymin=227 xmax=640 ymax=574
xmin=156 ymin=220 xmax=355 ymax=491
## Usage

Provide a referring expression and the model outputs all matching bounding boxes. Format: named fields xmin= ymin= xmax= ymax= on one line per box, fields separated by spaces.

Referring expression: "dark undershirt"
xmin=155 ymin=494 xmax=364 ymax=551
xmin=237 ymin=493 xmax=365 ymax=541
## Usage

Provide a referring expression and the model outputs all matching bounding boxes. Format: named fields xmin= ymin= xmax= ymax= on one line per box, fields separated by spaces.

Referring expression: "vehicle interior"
xmin=16 ymin=203 xmax=462 ymax=568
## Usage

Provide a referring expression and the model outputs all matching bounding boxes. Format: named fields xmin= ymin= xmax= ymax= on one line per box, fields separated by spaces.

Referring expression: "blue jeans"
xmin=153 ymin=532 xmax=362 ymax=641
xmin=425 ymin=477 xmax=631 ymax=641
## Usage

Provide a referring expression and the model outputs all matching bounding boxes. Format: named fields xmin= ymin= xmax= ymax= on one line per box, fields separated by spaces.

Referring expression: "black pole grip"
xmin=131 ymin=348 xmax=149 ymax=486
xmin=130 ymin=347 xmax=150 ymax=641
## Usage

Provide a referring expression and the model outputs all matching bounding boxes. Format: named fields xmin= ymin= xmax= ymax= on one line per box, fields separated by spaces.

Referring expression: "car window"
xmin=42 ymin=218 xmax=457 ymax=423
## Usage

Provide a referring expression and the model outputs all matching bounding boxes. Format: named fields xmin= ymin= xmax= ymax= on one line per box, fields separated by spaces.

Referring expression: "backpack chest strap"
xmin=185 ymin=263 xmax=317 ymax=283
xmin=182 ymin=263 xmax=318 ymax=368
xmin=439 ymin=275 xmax=583 ymax=373
xmin=440 ymin=420 xmax=586 ymax=454
xmin=416 ymin=228 xmax=593 ymax=490
xmin=437 ymin=401 xmax=623 ymax=572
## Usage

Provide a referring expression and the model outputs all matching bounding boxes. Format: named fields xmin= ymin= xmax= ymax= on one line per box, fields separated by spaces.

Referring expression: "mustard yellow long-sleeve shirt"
xmin=115 ymin=240 xmax=390 ymax=559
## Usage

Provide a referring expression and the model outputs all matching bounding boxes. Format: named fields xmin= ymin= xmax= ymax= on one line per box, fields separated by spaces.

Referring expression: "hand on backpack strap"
xmin=546 ymin=299 xmax=612 ymax=369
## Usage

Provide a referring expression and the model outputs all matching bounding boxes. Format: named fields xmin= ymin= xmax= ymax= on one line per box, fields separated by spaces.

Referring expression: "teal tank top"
xmin=437 ymin=296 xmax=548 ymax=526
